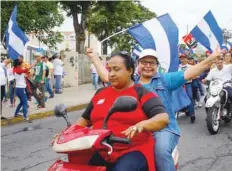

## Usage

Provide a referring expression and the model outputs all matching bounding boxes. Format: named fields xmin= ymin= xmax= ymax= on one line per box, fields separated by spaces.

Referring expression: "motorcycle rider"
xmin=203 ymin=56 xmax=232 ymax=100
xmin=86 ymin=47 xmax=221 ymax=171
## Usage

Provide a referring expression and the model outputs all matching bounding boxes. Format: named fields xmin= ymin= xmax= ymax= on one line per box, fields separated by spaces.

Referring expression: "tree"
xmin=59 ymin=1 xmax=92 ymax=53
xmin=88 ymin=1 xmax=156 ymax=53
xmin=1 ymin=1 xmax=64 ymax=49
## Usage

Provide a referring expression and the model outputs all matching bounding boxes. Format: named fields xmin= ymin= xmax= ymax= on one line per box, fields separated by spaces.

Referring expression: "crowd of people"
xmin=84 ymin=47 xmax=231 ymax=171
xmin=0 ymin=52 xmax=65 ymax=122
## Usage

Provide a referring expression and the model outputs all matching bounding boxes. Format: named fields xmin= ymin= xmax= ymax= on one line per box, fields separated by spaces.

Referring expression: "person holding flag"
xmin=85 ymin=46 xmax=221 ymax=171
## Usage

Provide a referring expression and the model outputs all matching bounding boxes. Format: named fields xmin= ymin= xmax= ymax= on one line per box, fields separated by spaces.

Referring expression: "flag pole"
xmin=100 ymin=29 xmax=128 ymax=43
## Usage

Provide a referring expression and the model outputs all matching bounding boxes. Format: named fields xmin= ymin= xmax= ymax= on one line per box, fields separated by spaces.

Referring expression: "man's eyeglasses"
xmin=139 ymin=60 xmax=158 ymax=66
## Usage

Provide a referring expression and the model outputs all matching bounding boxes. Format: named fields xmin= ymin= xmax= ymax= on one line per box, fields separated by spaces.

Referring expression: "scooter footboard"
xmin=48 ymin=160 xmax=106 ymax=171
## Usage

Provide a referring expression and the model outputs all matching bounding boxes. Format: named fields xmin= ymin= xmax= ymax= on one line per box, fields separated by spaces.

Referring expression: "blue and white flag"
xmin=191 ymin=11 xmax=223 ymax=53
xmin=128 ymin=14 xmax=179 ymax=72
xmin=221 ymin=43 xmax=230 ymax=52
xmin=132 ymin=45 xmax=143 ymax=57
xmin=5 ymin=6 xmax=29 ymax=59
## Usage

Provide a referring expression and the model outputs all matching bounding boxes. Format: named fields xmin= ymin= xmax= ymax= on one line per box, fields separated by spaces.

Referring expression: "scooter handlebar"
xmin=109 ymin=136 xmax=131 ymax=144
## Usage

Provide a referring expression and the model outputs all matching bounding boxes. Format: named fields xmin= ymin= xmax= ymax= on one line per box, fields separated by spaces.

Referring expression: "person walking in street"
xmin=33 ymin=53 xmax=46 ymax=109
xmin=90 ymin=62 xmax=98 ymax=90
xmin=42 ymin=55 xmax=54 ymax=98
xmin=179 ymin=54 xmax=196 ymax=122
xmin=7 ymin=65 xmax=16 ymax=107
xmin=1 ymin=59 xmax=11 ymax=119
xmin=13 ymin=59 xmax=31 ymax=122
xmin=53 ymin=54 xmax=64 ymax=94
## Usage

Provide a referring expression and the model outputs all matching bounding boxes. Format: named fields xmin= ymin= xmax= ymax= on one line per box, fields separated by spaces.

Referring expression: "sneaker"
xmin=24 ymin=117 xmax=32 ymax=123
xmin=3 ymin=99 xmax=8 ymax=103
xmin=14 ymin=114 xmax=23 ymax=117
xmin=49 ymin=95 xmax=54 ymax=98
xmin=37 ymin=105 xmax=45 ymax=109
xmin=6 ymin=104 xmax=14 ymax=108
xmin=55 ymin=91 xmax=62 ymax=94
xmin=190 ymin=116 xmax=196 ymax=123
xmin=198 ymin=103 xmax=202 ymax=108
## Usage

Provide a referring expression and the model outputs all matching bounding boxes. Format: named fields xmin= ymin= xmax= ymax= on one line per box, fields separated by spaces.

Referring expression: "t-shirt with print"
xmin=34 ymin=62 xmax=46 ymax=83
xmin=46 ymin=61 xmax=54 ymax=79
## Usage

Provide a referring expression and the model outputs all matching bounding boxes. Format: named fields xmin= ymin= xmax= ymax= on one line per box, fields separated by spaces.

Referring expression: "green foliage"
xmin=88 ymin=1 xmax=156 ymax=53
xmin=1 ymin=1 xmax=64 ymax=48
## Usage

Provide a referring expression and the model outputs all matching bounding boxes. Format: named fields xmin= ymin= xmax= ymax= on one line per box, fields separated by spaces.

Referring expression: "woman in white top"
xmin=13 ymin=59 xmax=31 ymax=122
xmin=7 ymin=66 xmax=16 ymax=107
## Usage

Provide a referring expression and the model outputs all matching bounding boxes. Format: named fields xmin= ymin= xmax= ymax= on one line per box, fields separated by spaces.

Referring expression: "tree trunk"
xmin=71 ymin=3 xmax=89 ymax=54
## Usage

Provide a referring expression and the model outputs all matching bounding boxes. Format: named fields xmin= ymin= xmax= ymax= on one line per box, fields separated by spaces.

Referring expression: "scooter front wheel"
xmin=206 ymin=106 xmax=220 ymax=135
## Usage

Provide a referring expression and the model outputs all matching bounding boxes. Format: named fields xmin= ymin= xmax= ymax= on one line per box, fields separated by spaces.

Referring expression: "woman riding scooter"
xmin=77 ymin=51 xmax=169 ymax=171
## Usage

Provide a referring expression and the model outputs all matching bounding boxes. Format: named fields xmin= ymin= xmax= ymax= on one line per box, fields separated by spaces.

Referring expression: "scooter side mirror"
xmin=103 ymin=96 xmax=138 ymax=129
xmin=54 ymin=104 xmax=71 ymax=127
xmin=54 ymin=104 xmax=67 ymax=117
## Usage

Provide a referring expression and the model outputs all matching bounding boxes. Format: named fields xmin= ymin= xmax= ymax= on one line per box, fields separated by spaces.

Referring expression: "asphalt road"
xmin=1 ymin=107 xmax=232 ymax=171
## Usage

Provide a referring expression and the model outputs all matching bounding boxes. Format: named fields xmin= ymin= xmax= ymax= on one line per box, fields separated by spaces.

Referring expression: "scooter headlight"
xmin=210 ymin=86 xmax=220 ymax=96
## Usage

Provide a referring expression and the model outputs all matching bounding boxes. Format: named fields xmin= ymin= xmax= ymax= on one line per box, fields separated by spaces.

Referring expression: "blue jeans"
xmin=185 ymin=83 xmax=195 ymax=116
xmin=89 ymin=151 xmax=148 ymax=171
xmin=154 ymin=131 xmax=179 ymax=171
xmin=54 ymin=75 xmax=62 ymax=93
xmin=45 ymin=78 xmax=54 ymax=97
xmin=15 ymin=88 xmax=28 ymax=118
xmin=9 ymin=80 xmax=15 ymax=104
xmin=92 ymin=73 xmax=98 ymax=90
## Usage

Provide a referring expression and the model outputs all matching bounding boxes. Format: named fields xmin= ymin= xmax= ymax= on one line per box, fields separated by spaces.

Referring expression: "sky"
xmin=57 ymin=0 xmax=232 ymax=39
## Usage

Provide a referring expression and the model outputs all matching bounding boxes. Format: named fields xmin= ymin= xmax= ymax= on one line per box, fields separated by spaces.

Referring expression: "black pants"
xmin=1 ymin=85 xmax=6 ymax=115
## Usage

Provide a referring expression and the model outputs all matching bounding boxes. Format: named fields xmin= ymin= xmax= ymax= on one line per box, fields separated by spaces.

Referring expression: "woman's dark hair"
xmin=111 ymin=51 xmax=135 ymax=81
xmin=13 ymin=59 xmax=21 ymax=67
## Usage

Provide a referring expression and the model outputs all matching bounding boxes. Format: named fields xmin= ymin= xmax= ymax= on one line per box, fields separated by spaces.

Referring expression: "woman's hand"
xmin=121 ymin=121 xmax=147 ymax=139
xmin=210 ymin=46 xmax=221 ymax=60
xmin=86 ymin=48 xmax=96 ymax=59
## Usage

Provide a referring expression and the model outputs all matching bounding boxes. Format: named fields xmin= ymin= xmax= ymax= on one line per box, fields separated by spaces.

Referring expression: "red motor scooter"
xmin=48 ymin=96 xmax=179 ymax=171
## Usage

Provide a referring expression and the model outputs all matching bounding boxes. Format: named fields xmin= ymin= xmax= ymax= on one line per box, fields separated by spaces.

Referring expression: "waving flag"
xmin=178 ymin=44 xmax=193 ymax=55
xmin=221 ymin=43 xmax=231 ymax=52
xmin=190 ymin=11 xmax=223 ymax=53
xmin=132 ymin=45 xmax=143 ymax=57
xmin=5 ymin=6 xmax=29 ymax=59
xmin=128 ymin=14 xmax=179 ymax=72
xmin=182 ymin=34 xmax=198 ymax=49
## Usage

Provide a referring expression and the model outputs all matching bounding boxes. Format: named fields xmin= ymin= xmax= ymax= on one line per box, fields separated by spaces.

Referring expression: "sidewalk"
xmin=1 ymin=84 xmax=96 ymax=126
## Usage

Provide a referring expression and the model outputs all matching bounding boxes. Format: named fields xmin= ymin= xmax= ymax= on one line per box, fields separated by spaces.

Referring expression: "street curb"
xmin=1 ymin=103 xmax=88 ymax=127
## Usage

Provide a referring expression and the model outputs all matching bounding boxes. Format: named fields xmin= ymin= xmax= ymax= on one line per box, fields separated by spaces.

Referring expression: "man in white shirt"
xmin=178 ymin=54 xmax=196 ymax=123
xmin=204 ymin=57 xmax=232 ymax=99
xmin=53 ymin=54 xmax=64 ymax=94
xmin=1 ymin=59 xmax=11 ymax=119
